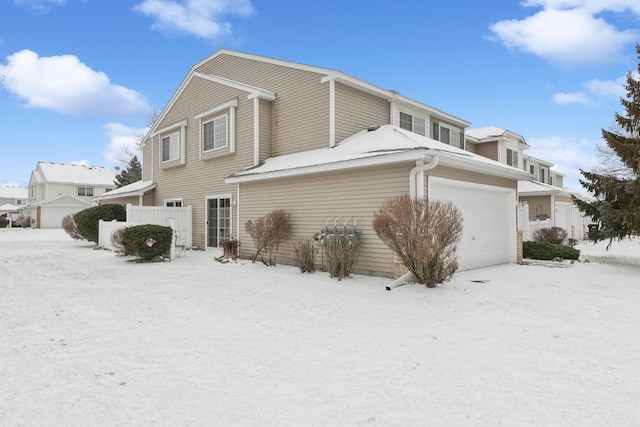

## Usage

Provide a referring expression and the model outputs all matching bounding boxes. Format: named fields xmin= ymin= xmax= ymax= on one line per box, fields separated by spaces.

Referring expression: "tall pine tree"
xmin=114 ymin=155 xmax=142 ymax=188
xmin=573 ymin=44 xmax=640 ymax=246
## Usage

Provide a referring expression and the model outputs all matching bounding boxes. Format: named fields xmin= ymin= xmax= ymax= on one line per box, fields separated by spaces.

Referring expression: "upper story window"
xmin=432 ymin=122 xmax=464 ymax=149
xmin=529 ymin=165 xmax=538 ymax=180
xmin=164 ymin=198 xmax=183 ymax=207
xmin=78 ymin=186 xmax=94 ymax=197
xmin=399 ymin=112 xmax=426 ymax=136
xmin=196 ymin=98 xmax=238 ymax=160
xmin=154 ymin=119 xmax=187 ymax=167
xmin=506 ymin=148 xmax=519 ymax=168
xmin=540 ymin=166 xmax=548 ymax=184
xmin=162 ymin=131 xmax=180 ymax=162
xmin=105 ymin=188 xmax=114 ymax=193
xmin=203 ymin=114 xmax=228 ymax=151
xmin=16 ymin=200 xmax=23 ymax=205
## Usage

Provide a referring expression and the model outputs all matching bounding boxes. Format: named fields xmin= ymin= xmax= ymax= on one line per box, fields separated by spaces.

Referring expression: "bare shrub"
xmin=220 ymin=239 xmax=239 ymax=259
xmin=324 ymin=234 xmax=360 ymax=280
xmin=533 ymin=226 xmax=567 ymax=245
xmin=293 ymin=238 xmax=318 ymax=273
xmin=62 ymin=214 xmax=83 ymax=240
xmin=245 ymin=210 xmax=290 ymax=266
xmin=373 ymin=195 xmax=463 ymax=288
xmin=17 ymin=215 xmax=31 ymax=228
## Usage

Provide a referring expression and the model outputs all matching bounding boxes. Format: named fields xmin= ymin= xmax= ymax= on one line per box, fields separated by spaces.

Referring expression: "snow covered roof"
xmin=0 ymin=186 xmax=28 ymax=199
xmin=36 ymin=162 xmax=116 ymax=186
xmin=226 ymin=125 xmax=533 ymax=184
xmin=0 ymin=203 xmax=20 ymax=212
xmin=466 ymin=126 xmax=529 ymax=147
xmin=518 ymin=180 xmax=564 ymax=196
xmin=93 ymin=180 xmax=156 ymax=201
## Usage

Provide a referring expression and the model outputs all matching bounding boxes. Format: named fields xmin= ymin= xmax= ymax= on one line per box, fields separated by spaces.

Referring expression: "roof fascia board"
xmin=193 ymin=72 xmax=275 ymax=100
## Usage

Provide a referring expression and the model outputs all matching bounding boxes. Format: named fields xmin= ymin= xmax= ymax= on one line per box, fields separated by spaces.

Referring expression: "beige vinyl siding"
xmin=335 ymin=82 xmax=389 ymax=143
xmin=426 ymin=165 xmax=517 ymax=194
xmin=149 ymin=77 xmax=255 ymax=249
xmin=238 ymin=163 xmax=412 ymax=277
xmin=474 ymin=142 xmax=499 ymax=162
xmin=195 ymin=53 xmax=330 ymax=155
xmin=556 ymin=194 xmax=572 ymax=203
xmin=520 ymin=195 xmax=552 ymax=221
xmin=259 ymin=99 xmax=272 ymax=162
xmin=143 ymin=142 xmax=152 ymax=181
xmin=465 ymin=143 xmax=477 ymax=154
xmin=555 ymin=175 xmax=564 ymax=188
xmin=98 ymin=196 xmax=140 ymax=206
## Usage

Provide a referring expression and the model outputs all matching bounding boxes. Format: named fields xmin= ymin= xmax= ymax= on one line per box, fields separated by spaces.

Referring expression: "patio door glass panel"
xmin=207 ymin=197 xmax=231 ymax=247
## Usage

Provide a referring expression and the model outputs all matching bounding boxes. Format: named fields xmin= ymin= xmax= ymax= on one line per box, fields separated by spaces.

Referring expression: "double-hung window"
xmin=203 ymin=115 xmax=228 ymax=151
xmin=77 ymin=187 xmax=94 ymax=197
xmin=164 ymin=199 xmax=183 ymax=207
xmin=399 ymin=112 xmax=426 ymax=136
xmin=507 ymin=148 xmax=519 ymax=168
xmin=432 ymin=122 xmax=464 ymax=149
xmin=162 ymin=132 xmax=180 ymax=162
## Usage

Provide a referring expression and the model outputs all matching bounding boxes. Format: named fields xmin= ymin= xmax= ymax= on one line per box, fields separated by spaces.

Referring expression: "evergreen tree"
xmin=573 ymin=44 xmax=640 ymax=246
xmin=114 ymin=155 xmax=142 ymax=188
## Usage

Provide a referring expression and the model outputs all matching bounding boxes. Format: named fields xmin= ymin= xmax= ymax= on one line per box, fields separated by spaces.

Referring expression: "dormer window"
xmin=399 ymin=112 xmax=426 ymax=136
xmin=432 ymin=122 xmax=464 ymax=149
xmin=507 ymin=148 xmax=519 ymax=168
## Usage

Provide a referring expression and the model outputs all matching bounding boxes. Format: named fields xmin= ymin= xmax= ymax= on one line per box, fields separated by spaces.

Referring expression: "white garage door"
xmin=40 ymin=205 xmax=90 ymax=229
xmin=429 ymin=177 xmax=517 ymax=271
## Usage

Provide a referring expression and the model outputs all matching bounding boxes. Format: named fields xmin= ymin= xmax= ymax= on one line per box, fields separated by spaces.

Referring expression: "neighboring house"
xmin=23 ymin=162 xmax=116 ymax=228
xmin=466 ymin=126 xmax=590 ymax=240
xmin=0 ymin=186 xmax=28 ymax=219
xmin=102 ymin=49 xmax=531 ymax=277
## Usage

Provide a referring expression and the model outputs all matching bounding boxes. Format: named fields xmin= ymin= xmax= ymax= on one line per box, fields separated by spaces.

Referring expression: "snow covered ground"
xmin=1 ymin=228 xmax=639 ymax=426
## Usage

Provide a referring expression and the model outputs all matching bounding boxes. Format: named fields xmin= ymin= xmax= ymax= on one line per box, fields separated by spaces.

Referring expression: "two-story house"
xmin=102 ymin=49 xmax=532 ymax=277
xmin=0 ymin=186 xmax=28 ymax=218
xmin=23 ymin=162 xmax=116 ymax=228
xmin=466 ymin=126 xmax=590 ymax=240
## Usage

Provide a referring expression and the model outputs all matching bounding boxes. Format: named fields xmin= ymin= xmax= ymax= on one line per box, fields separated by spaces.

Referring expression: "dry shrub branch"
xmin=245 ymin=210 xmax=290 ymax=266
xmin=373 ymin=195 xmax=463 ymax=287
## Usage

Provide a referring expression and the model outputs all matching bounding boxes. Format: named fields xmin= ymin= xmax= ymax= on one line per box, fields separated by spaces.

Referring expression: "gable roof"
xmin=0 ymin=186 xmax=28 ymax=199
xmin=466 ymin=126 xmax=529 ymax=147
xmin=144 ymin=49 xmax=470 ymax=145
xmin=35 ymin=162 xmax=116 ymax=186
xmin=226 ymin=125 xmax=533 ymax=184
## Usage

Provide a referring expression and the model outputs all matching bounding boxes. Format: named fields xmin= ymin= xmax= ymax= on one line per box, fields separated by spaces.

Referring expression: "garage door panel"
xmin=429 ymin=177 xmax=516 ymax=271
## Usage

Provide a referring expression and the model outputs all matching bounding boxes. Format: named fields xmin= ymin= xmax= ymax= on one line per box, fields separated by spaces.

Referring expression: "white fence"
xmin=98 ymin=204 xmax=192 ymax=257
xmin=517 ymin=202 xmax=553 ymax=241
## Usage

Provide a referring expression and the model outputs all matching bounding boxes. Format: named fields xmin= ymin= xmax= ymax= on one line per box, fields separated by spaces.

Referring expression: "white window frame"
xmin=433 ymin=122 xmax=464 ymax=149
xmin=202 ymin=114 xmax=228 ymax=152
xmin=162 ymin=131 xmax=180 ymax=162
xmin=399 ymin=111 xmax=426 ymax=136
xmin=506 ymin=148 xmax=519 ymax=168
xmin=154 ymin=119 xmax=187 ymax=166
xmin=196 ymin=98 xmax=237 ymax=159
xmin=77 ymin=186 xmax=94 ymax=197
xmin=164 ymin=198 xmax=183 ymax=207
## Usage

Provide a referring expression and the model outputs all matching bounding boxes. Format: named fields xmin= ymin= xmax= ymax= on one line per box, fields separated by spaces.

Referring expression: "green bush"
xmin=74 ymin=204 xmax=126 ymax=243
xmin=523 ymin=241 xmax=580 ymax=261
xmin=121 ymin=224 xmax=172 ymax=261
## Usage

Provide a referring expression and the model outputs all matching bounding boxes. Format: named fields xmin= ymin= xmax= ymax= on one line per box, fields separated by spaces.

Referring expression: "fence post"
xmin=168 ymin=218 xmax=176 ymax=261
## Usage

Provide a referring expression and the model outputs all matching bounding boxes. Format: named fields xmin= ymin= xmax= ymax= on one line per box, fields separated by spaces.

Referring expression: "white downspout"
xmin=387 ymin=153 xmax=440 ymax=291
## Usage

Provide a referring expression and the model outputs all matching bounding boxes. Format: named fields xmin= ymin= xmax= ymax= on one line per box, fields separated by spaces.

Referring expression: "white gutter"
xmin=409 ymin=154 xmax=439 ymax=198
xmin=388 ymin=154 xmax=440 ymax=291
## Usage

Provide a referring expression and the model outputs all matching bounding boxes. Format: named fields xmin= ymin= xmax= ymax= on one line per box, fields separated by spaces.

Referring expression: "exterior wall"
xmin=238 ymin=163 xmax=412 ymax=277
xmin=98 ymin=196 xmax=141 ymax=206
xmin=427 ymin=165 xmax=517 ymax=192
xmin=465 ymin=143 xmax=477 ymax=154
xmin=554 ymin=175 xmax=564 ymax=188
xmin=520 ymin=195 xmax=552 ymax=221
xmin=194 ymin=53 xmax=330 ymax=156
xmin=147 ymin=78 xmax=256 ymax=249
xmin=474 ymin=142 xmax=499 ymax=162
xmin=335 ymin=82 xmax=389 ymax=143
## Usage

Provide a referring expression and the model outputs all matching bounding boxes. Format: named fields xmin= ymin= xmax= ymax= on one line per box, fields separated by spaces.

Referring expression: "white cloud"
xmin=527 ymin=135 xmax=598 ymax=189
xmin=553 ymin=92 xmax=592 ymax=105
xmin=13 ymin=0 xmax=66 ymax=12
xmin=134 ymin=0 xmax=254 ymax=39
xmin=489 ymin=2 xmax=639 ymax=66
xmin=102 ymin=122 xmax=147 ymax=166
xmin=0 ymin=49 xmax=150 ymax=118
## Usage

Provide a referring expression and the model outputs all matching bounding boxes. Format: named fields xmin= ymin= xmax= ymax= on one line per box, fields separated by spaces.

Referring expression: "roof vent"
xmin=367 ymin=125 xmax=381 ymax=132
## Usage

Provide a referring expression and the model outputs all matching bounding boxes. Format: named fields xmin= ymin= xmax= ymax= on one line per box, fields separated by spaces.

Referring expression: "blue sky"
xmin=1 ymin=0 xmax=639 ymax=190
